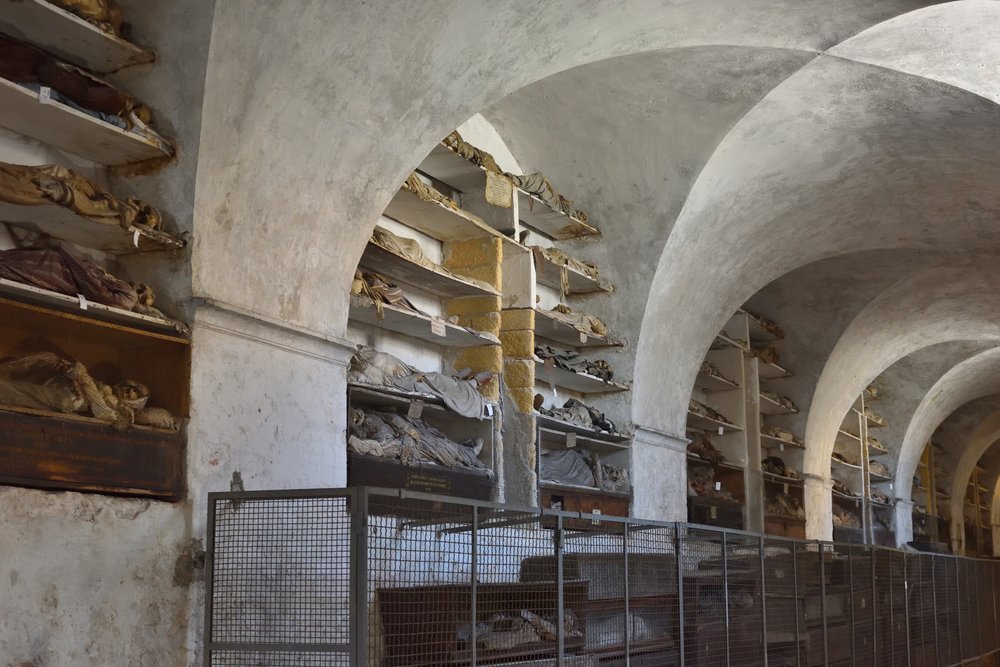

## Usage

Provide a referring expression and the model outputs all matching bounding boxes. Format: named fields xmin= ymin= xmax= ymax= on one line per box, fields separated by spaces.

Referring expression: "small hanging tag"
xmin=579 ymin=332 xmax=588 ymax=344
xmin=718 ymin=426 xmax=724 ymax=435
xmin=715 ymin=481 xmax=722 ymax=491
xmin=406 ymin=399 xmax=424 ymax=419
xmin=133 ymin=229 xmax=141 ymax=248
xmin=783 ymin=483 xmax=789 ymax=494
xmin=566 ymin=432 xmax=577 ymax=449
xmin=779 ymin=443 xmax=785 ymax=452
xmin=484 ymin=403 xmax=494 ymax=418
xmin=484 ymin=170 xmax=513 ymax=208
xmin=591 ymin=508 xmax=602 ymax=525
xmin=544 ymin=356 xmax=558 ymax=400
xmin=710 ymin=506 xmax=718 ymax=520
xmin=77 ymin=293 xmax=88 ymax=310
xmin=430 ymin=317 xmax=446 ymax=337
xmin=38 ymin=86 xmax=52 ymax=104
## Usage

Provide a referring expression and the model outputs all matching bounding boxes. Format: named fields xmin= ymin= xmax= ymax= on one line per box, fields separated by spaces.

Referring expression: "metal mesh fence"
xmin=204 ymin=487 xmax=1000 ymax=666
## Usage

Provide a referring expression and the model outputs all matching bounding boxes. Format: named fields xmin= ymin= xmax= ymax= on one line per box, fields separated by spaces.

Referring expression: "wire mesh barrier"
xmin=204 ymin=488 xmax=1000 ymax=666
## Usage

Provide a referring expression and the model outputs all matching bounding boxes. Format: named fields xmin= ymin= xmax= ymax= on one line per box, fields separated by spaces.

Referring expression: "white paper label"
xmin=133 ymin=229 xmax=141 ymax=247
xmin=484 ymin=403 xmax=494 ymax=418
xmin=718 ymin=426 xmax=724 ymax=435
xmin=710 ymin=506 xmax=718 ymax=520
xmin=485 ymin=170 xmax=513 ymax=208
xmin=39 ymin=86 xmax=52 ymax=104
xmin=430 ymin=317 xmax=446 ymax=337
xmin=591 ymin=508 xmax=602 ymax=525
xmin=779 ymin=443 xmax=785 ymax=451
xmin=406 ymin=400 xmax=424 ymax=419
xmin=77 ymin=294 xmax=88 ymax=310
xmin=579 ymin=332 xmax=588 ymax=344
xmin=566 ymin=433 xmax=577 ymax=449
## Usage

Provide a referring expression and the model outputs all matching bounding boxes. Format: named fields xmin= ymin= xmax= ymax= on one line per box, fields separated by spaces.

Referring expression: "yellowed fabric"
xmin=402 ymin=172 xmax=459 ymax=210
xmin=49 ymin=0 xmax=124 ymax=36
xmin=0 ymin=162 xmax=162 ymax=231
xmin=442 ymin=131 xmax=590 ymax=224
xmin=545 ymin=304 xmax=609 ymax=338
xmin=370 ymin=226 xmax=495 ymax=292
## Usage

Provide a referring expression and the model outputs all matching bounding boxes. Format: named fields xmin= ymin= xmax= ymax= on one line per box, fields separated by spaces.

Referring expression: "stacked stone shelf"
xmin=515 ymin=188 xmax=599 ymax=239
xmin=0 ymin=0 xmax=154 ymax=73
xmin=0 ymin=197 xmax=183 ymax=254
xmin=760 ymin=432 xmax=803 ymax=450
xmin=533 ymin=254 xmax=609 ymax=295
xmin=0 ymin=278 xmax=182 ymax=334
xmin=346 ymin=383 xmax=497 ymax=501
xmin=382 ymin=187 xmax=514 ymax=245
xmin=695 ymin=367 xmax=739 ymax=392
xmin=759 ymin=392 xmax=797 ymax=416
xmin=359 ymin=234 xmax=499 ymax=298
xmin=348 ymin=298 xmax=499 ymax=348
xmin=536 ymin=412 xmax=628 ymax=443
xmin=0 ymin=78 xmax=172 ymax=165
xmin=532 ymin=309 xmax=621 ymax=348
xmin=686 ymin=410 xmax=742 ymax=434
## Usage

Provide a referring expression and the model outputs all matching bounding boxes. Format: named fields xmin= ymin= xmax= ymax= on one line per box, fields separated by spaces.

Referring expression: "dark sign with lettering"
xmin=0 ymin=410 xmax=183 ymax=499
xmin=348 ymin=453 xmax=492 ymax=501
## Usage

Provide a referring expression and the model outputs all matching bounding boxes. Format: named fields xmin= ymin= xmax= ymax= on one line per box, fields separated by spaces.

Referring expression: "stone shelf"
xmin=535 ymin=413 xmax=629 ymax=444
xmin=711 ymin=332 xmax=748 ymax=352
xmin=686 ymin=410 xmax=742 ymax=434
xmin=0 ymin=198 xmax=184 ymax=254
xmin=0 ymin=278 xmax=184 ymax=335
xmin=533 ymin=251 xmax=609 ymax=295
xmin=758 ymin=360 xmax=792 ymax=380
xmin=516 ymin=188 xmax=599 ymax=240
xmin=759 ymin=392 xmax=797 ymax=416
xmin=534 ymin=357 xmax=629 ymax=394
xmin=533 ymin=308 xmax=621 ymax=349
xmin=742 ymin=309 xmax=782 ymax=343
xmin=359 ymin=241 xmax=499 ymax=298
xmin=0 ymin=0 xmax=154 ymax=73
xmin=418 ymin=142 xmax=489 ymax=194
xmin=762 ymin=471 xmax=803 ymax=486
xmin=538 ymin=426 xmax=629 ymax=454
xmin=382 ymin=186 xmax=521 ymax=250
xmin=831 ymin=458 xmax=862 ymax=472
xmin=832 ymin=490 xmax=862 ymax=502
xmin=0 ymin=77 xmax=172 ymax=165
xmin=687 ymin=455 xmax=745 ymax=471
xmin=349 ymin=297 xmax=499 ymax=348
xmin=869 ymin=471 xmax=892 ymax=483
xmin=760 ymin=432 xmax=804 ymax=450
xmin=695 ymin=369 xmax=740 ymax=392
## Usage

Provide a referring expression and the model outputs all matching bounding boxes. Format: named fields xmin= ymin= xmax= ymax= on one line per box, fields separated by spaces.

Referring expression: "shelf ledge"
xmin=349 ymin=296 xmax=499 ymax=348
xmin=0 ymin=0 xmax=154 ymax=73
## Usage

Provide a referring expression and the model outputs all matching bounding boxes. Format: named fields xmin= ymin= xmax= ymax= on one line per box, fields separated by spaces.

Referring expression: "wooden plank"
xmin=534 ymin=358 xmax=629 ymax=394
xmin=0 ymin=407 xmax=182 ymax=499
xmin=759 ymin=393 xmax=797 ymax=416
xmin=0 ymin=199 xmax=183 ymax=254
xmin=534 ymin=252 xmax=609 ymax=295
xmin=0 ymin=278 xmax=185 ymax=334
xmin=0 ymin=0 xmax=154 ymax=73
xmin=359 ymin=241 xmax=498 ymax=298
xmin=533 ymin=308 xmax=621 ymax=348
xmin=535 ymin=412 xmax=630 ymax=443
xmin=517 ymin=189 xmax=600 ymax=240
xmin=538 ymin=426 xmax=628 ymax=454
xmin=417 ymin=142 xmax=488 ymax=194
xmin=695 ymin=370 xmax=740 ymax=392
xmin=686 ymin=410 xmax=742 ymax=433
xmin=0 ymin=77 xmax=171 ymax=165
xmin=758 ymin=361 xmax=792 ymax=380
xmin=348 ymin=297 xmax=499 ymax=348
xmin=382 ymin=186 xmax=502 ymax=242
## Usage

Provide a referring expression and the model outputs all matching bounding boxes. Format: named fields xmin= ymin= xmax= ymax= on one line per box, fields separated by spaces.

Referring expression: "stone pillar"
xmin=804 ymin=473 xmax=834 ymax=541
xmin=631 ymin=427 xmax=689 ymax=522
xmin=184 ymin=301 xmax=356 ymax=660
xmin=498 ymin=308 xmax=537 ymax=506
xmin=893 ymin=498 xmax=914 ymax=547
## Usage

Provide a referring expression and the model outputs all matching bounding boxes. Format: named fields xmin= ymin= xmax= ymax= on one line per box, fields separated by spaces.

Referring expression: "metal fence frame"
xmin=203 ymin=487 xmax=1000 ymax=667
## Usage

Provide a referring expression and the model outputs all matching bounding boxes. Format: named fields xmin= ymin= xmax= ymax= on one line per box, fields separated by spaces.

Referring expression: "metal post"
xmin=820 ymin=545 xmax=828 ymax=667
xmin=903 ymin=554 xmax=911 ymax=666
xmin=758 ymin=536 xmax=768 ymax=667
xmin=848 ymin=546 xmax=856 ymax=667
xmin=676 ymin=523 xmax=686 ymax=666
xmin=932 ymin=555 xmax=940 ymax=666
xmin=556 ymin=514 xmax=565 ymax=666
xmin=623 ymin=521 xmax=630 ymax=666
xmin=471 ymin=505 xmax=478 ymax=667
xmin=350 ymin=488 xmax=370 ymax=667
xmin=202 ymin=495 xmax=217 ymax=667
xmin=792 ymin=543 xmax=801 ymax=665
xmin=955 ymin=557 xmax=964 ymax=661
xmin=722 ymin=531 xmax=731 ymax=667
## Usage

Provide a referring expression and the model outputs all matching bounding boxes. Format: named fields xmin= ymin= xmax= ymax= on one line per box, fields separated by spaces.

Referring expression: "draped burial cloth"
xmin=0 ymin=162 xmax=163 ymax=231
